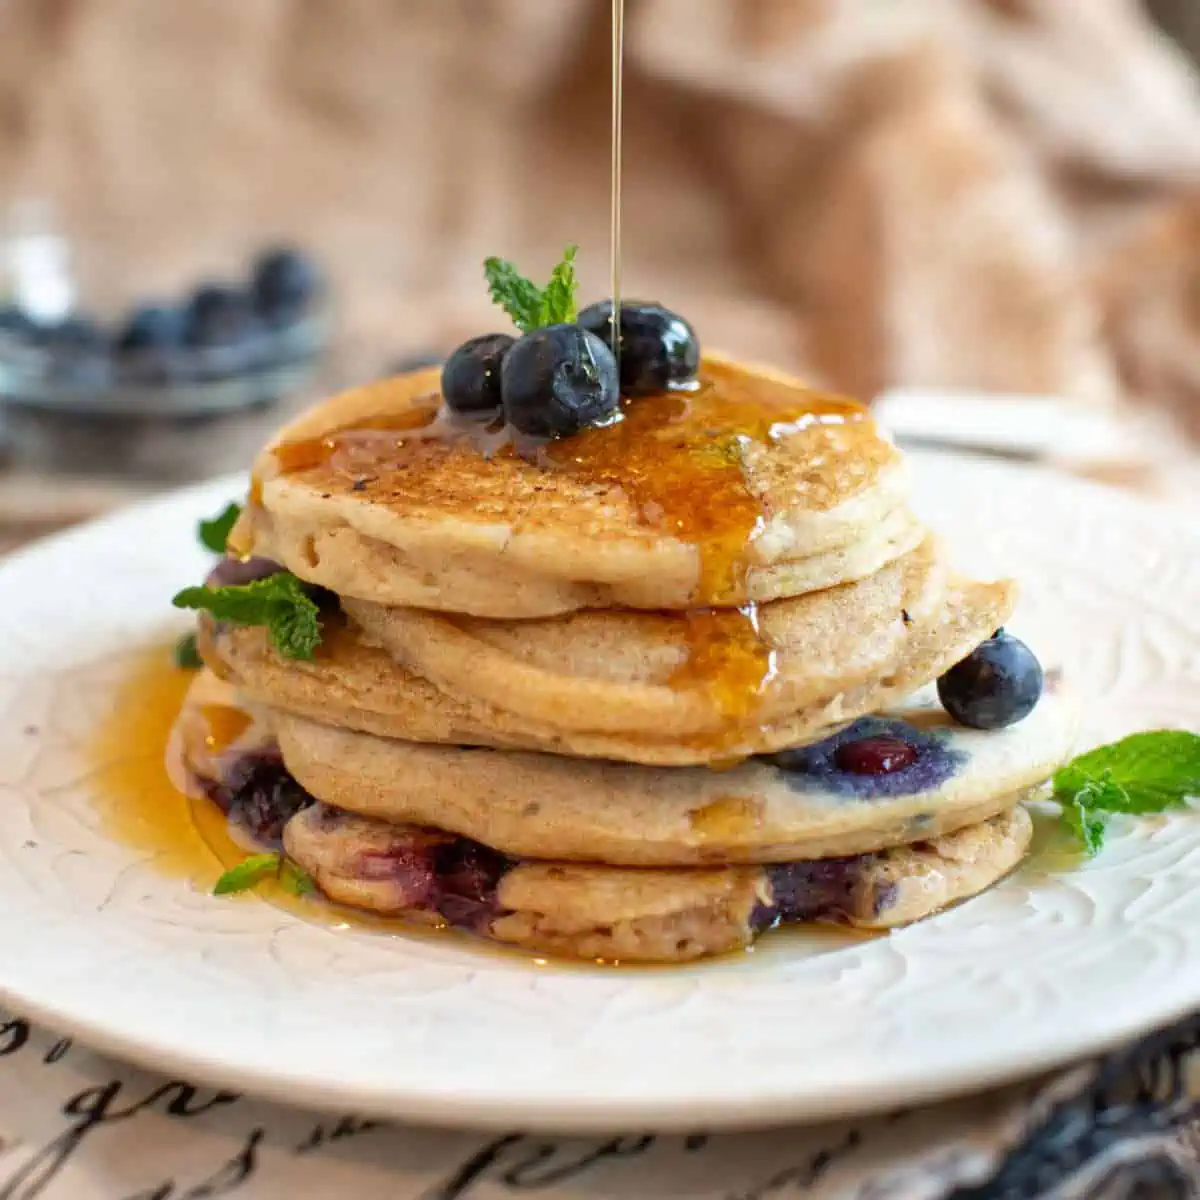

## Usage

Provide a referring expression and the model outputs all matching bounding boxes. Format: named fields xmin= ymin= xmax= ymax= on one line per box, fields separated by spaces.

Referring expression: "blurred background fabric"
xmin=1 ymin=0 xmax=1199 ymax=432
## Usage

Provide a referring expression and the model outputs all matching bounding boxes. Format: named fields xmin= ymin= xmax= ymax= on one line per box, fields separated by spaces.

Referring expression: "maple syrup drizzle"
xmin=87 ymin=648 xmax=465 ymax=936
xmin=88 ymin=646 xmax=241 ymax=884
xmin=266 ymin=402 xmax=442 ymax=477
xmin=611 ymin=0 xmax=625 ymax=376
xmin=537 ymin=361 xmax=865 ymax=604
xmin=670 ymin=606 xmax=778 ymax=721
xmin=196 ymin=704 xmax=251 ymax=753
xmin=688 ymin=795 xmax=765 ymax=840
xmin=256 ymin=363 xmax=864 ymax=719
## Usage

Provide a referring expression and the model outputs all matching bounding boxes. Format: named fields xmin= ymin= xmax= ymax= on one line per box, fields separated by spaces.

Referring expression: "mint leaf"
xmin=198 ymin=502 xmax=242 ymax=554
xmin=1062 ymin=796 xmax=1108 ymax=856
xmin=1053 ymin=730 xmax=1200 ymax=854
xmin=268 ymin=586 xmax=324 ymax=660
xmin=484 ymin=246 xmax=581 ymax=333
xmin=538 ymin=244 xmax=578 ymax=326
xmin=172 ymin=573 xmax=322 ymax=660
xmin=173 ymin=632 xmax=202 ymax=670
xmin=280 ymin=861 xmax=316 ymax=897
xmin=1054 ymin=731 xmax=1200 ymax=814
xmin=484 ymin=257 xmax=544 ymax=335
xmin=214 ymin=854 xmax=281 ymax=896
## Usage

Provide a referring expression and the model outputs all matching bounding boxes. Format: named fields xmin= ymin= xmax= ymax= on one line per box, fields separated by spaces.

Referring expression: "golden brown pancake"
xmin=341 ymin=539 xmax=951 ymax=736
xmin=230 ymin=354 xmax=917 ymax=617
xmin=283 ymin=804 xmax=1033 ymax=963
xmin=199 ymin=559 xmax=1013 ymax=766
xmin=268 ymin=685 xmax=1074 ymax=866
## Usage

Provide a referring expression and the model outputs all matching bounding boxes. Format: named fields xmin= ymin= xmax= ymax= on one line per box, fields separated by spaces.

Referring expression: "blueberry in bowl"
xmin=39 ymin=315 xmax=112 ymax=387
xmin=118 ymin=304 xmax=186 ymax=353
xmin=40 ymin=314 xmax=107 ymax=353
xmin=185 ymin=283 xmax=263 ymax=349
xmin=184 ymin=282 xmax=268 ymax=378
xmin=251 ymin=246 xmax=322 ymax=329
xmin=114 ymin=303 xmax=188 ymax=385
xmin=442 ymin=333 xmax=514 ymax=417
xmin=578 ymin=300 xmax=700 ymax=395
xmin=501 ymin=323 xmax=620 ymax=439
xmin=937 ymin=630 xmax=1044 ymax=730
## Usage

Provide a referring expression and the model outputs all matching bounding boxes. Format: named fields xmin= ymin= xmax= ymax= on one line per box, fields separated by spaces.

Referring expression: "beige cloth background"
xmin=1 ymin=0 xmax=1200 ymax=434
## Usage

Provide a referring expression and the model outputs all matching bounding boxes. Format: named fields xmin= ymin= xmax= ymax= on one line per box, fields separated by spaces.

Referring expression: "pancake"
xmin=199 ymin=566 xmax=1014 ymax=765
xmin=270 ymin=685 xmax=1075 ymax=865
xmin=341 ymin=537 xmax=951 ymax=735
xmin=282 ymin=803 xmax=1034 ymax=963
xmin=230 ymin=354 xmax=917 ymax=617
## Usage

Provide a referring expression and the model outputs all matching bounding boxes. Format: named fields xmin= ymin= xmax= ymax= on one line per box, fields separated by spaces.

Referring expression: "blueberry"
xmin=205 ymin=556 xmax=282 ymax=589
xmin=184 ymin=283 xmax=263 ymax=349
xmin=214 ymin=755 xmax=314 ymax=848
xmin=441 ymin=333 xmax=513 ymax=416
xmin=937 ymin=631 xmax=1043 ymax=730
xmin=232 ymin=762 xmax=314 ymax=847
xmin=432 ymin=838 xmax=512 ymax=929
xmin=501 ymin=324 xmax=619 ymax=439
xmin=578 ymin=300 xmax=700 ymax=395
xmin=765 ymin=717 xmax=964 ymax=799
xmin=251 ymin=246 xmax=320 ymax=325
xmin=115 ymin=304 xmax=187 ymax=384
xmin=833 ymin=736 xmax=917 ymax=776
xmin=117 ymin=304 xmax=185 ymax=353
xmin=756 ymin=857 xmax=864 ymax=928
xmin=38 ymin=316 xmax=112 ymax=387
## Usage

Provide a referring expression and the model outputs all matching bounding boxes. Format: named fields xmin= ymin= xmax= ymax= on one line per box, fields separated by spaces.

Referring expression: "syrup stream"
xmin=611 ymin=0 xmax=625 ymax=375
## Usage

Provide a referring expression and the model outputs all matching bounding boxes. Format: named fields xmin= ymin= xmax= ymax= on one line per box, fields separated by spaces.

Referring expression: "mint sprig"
xmin=1054 ymin=730 xmax=1200 ymax=854
xmin=197 ymin=502 xmax=243 ymax=554
xmin=176 ymin=501 xmax=247 ymax=671
xmin=214 ymin=853 xmax=315 ymax=897
xmin=172 ymin=573 xmax=322 ymax=660
xmin=484 ymin=245 xmax=579 ymax=334
xmin=538 ymin=244 xmax=579 ymax=326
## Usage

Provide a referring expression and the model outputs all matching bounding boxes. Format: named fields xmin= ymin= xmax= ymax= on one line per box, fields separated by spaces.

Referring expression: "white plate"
xmin=1 ymin=454 xmax=1198 ymax=1132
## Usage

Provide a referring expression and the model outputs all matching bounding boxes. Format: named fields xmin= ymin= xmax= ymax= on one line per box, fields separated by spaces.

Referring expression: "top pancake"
xmin=231 ymin=354 xmax=913 ymax=617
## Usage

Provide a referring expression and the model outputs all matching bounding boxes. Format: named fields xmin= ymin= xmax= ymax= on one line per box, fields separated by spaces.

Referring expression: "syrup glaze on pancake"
xmin=230 ymin=356 xmax=908 ymax=721
xmin=247 ymin=357 xmax=876 ymax=602
xmin=233 ymin=357 xmax=908 ymax=617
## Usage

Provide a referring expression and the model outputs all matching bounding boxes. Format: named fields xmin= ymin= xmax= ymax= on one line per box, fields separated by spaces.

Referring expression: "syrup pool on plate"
xmin=90 ymin=644 xmax=878 ymax=966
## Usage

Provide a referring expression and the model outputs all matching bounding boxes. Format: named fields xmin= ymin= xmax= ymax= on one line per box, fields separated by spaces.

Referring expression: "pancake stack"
xmin=178 ymin=353 xmax=1075 ymax=962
